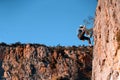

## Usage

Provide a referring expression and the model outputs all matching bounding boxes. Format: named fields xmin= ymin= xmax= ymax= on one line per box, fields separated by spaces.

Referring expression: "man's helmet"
xmin=79 ymin=25 xmax=83 ymax=28
xmin=79 ymin=25 xmax=86 ymax=29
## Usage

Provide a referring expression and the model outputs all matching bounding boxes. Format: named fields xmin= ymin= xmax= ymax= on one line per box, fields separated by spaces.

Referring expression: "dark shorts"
xmin=80 ymin=36 xmax=89 ymax=40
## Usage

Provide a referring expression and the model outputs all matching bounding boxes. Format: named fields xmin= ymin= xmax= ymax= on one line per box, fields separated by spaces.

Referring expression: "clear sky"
xmin=0 ymin=0 xmax=97 ymax=46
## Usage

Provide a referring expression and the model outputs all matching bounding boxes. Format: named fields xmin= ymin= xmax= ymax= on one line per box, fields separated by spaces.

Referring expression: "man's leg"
xmin=83 ymin=36 xmax=91 ymax=45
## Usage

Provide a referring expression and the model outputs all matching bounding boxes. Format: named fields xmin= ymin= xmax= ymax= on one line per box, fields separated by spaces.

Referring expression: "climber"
xmin=77 ymin=25 xmax=93 ymax=46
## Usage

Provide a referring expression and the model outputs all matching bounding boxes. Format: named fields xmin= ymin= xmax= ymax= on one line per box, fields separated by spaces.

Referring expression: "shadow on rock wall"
xmin=0 ymin=45 xmax=6 ymax=80
xmin=0 ymin=61 xmax=5 ymax=79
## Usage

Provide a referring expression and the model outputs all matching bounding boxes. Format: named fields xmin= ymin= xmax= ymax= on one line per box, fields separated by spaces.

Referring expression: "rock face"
xmin=0 ymin=43 xmax=93 ymax=80
xmin=92 ymin=0 xmax=120 ymax=80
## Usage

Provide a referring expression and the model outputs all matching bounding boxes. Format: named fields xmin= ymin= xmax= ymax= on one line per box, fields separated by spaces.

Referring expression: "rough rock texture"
xmin=0 ymin=43 xmax=93 ymax=80
xmin=92 ymin=0 xmax=120 ymax=80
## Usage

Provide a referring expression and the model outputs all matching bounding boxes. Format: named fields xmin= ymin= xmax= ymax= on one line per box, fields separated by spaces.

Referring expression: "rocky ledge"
xmin=0 ymin=43 xmax=93 ymax=80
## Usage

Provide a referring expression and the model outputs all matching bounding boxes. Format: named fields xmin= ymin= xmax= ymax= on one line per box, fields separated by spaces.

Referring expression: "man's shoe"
xmin=89 ymin=44 xmax=92 ymax=47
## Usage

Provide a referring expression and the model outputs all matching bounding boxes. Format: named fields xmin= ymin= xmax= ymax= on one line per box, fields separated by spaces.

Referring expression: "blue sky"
xmin=0 ymin=0 xmax=97 ymax=46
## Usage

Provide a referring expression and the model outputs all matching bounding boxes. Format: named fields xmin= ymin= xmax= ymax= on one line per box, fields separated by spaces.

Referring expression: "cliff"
xmin=1 ymin=0 xmax=120 ymax=79
xmin=0 ymin=43 xmax=93 ymax=80
xmin=92 ymin=0 xmax=120 ymax=80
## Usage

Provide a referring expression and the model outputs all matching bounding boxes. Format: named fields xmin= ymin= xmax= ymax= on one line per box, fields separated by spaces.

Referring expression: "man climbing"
xmin=77 ymin=25 xmax=93 ymax=46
